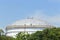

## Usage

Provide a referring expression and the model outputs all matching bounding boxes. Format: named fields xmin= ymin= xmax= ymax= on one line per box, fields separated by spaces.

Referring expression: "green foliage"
xmin=0 ymin=28 xmax=60 ymax=40
xmin=16 ymin=28 xmax=60 ymax=40
xmin=0 ymin=29 xmax=4 ymax=36
xmin=0 ymin=35 xmax=16 ymax=40
xmin=16 ymin=32 xmax=30 ymax=40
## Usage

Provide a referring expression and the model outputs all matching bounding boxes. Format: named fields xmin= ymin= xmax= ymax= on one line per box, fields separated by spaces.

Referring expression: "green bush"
xmin=0 ymin=28 xmax=60 ymax=40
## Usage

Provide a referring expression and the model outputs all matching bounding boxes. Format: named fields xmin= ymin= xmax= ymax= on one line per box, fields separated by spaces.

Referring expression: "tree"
xmin=43 ymin=28 xmax=60 ymax=40
xmin=0 ymin=29 xmax=4 ymax=36
xmin=16 ymin=32 xmax=30 ymax=40
xmin=0 ymin=27 xmax=60 ymax=40
xmin=0 ymin=35 xmax=16 ymax=40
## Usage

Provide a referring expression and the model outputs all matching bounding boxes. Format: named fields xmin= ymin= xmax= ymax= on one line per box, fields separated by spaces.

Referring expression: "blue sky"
xmin=0 ymin=0 xmax=60 ymax=29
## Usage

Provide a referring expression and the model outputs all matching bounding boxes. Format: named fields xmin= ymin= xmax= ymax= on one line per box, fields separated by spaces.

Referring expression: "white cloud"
xmin=31 ymin=10 xmax=47 ymax=19
xmin=31 ymin=10 xmax=60 ymax=27
xmin=48 ymin=15 xmax=60 ymax=23
xmin=47 ymin=15 xmax=60 ymax=26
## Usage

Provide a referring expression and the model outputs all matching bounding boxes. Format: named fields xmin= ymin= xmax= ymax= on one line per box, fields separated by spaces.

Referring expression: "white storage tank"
xmin=6 ymin=18 xmax=53 ymax=37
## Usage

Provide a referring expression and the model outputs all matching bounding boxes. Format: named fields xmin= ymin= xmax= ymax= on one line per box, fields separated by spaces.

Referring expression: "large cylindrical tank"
xmin=6 ymin=18 xmax=53 ymax=37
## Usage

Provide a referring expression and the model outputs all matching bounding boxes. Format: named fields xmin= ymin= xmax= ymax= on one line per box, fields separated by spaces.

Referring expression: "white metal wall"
xmin=6 ymin=28 xmax=44 ymax=37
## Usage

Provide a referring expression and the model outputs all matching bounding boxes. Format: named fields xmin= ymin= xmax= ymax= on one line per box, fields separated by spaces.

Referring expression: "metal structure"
xmin=6 ymin=18 xmax=53 ymax=37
